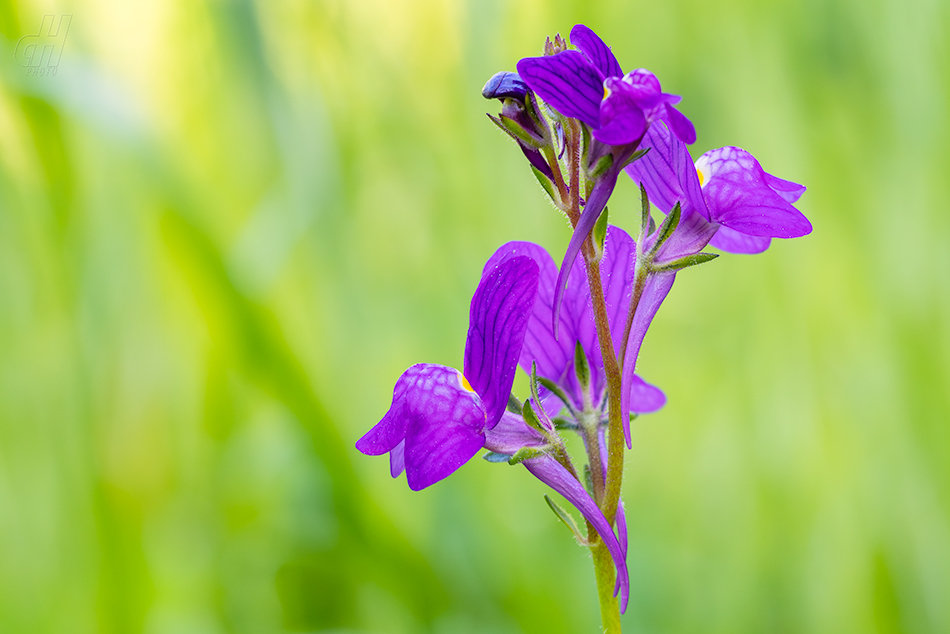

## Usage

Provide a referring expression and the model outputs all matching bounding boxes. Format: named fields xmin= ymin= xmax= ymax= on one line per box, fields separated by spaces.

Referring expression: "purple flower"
xmin=516 ymin=25 xmax=695 ymax=147
xmin=514 ymin=25 xmax=697 ymax=333
xmin=356 ymin=256 xmax=540 ymax=490
xmin=627 ymin=121 xmax=811 ymax=256
xmin=617 ymin=122 xmax=811 ymax=428
xmin=481 ymin=70 xmax=555 ymax=180
xmin=484 ymin=226 xmax=666 ymax=444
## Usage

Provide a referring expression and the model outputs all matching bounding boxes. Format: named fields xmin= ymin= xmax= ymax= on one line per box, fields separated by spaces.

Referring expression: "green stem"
xmin=583 ymin=247 xmax=625 ymax=525
xmin=617 ymin=260 xmax=649 ymax=370
xmin=580 ymin=413 xmax=604 ymax=505
xmin=583 ymin=245 xmax=625 ymax=632
xmin=591 ymin=538 xmax=622 ymax=633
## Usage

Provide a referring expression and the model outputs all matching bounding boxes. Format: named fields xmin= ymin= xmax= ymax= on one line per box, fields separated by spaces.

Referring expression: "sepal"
xmin=573 ymin=340 xmax=592 ymax=392
xmin=508 ymin=446 xmax=547 ymax=465
xmin=588 ymin=153 xmax=614 ymax=180
xmin=543 ymin=33 xmax=569 ymax=56
xmin=544 ymin=494 xmax=589 ymax=545
xmin=583 ymin=464 xmax=594 ymax=496
xmin=639 ymin=183 xmax=651 ymax=242
xmin=647 ymin=201 xmax=681 ymax=257
xmin=537 ymin=375 xmax=580 ymax=420
xmin=592 ymin=205 xmax=609 ymax=262
xmin=652 ymin=252 xmax=719 ymax=272
xmin=483 ymin=451 xmax=513 ymax=463
xmin=487 ymin=113 xmax=544 ymax=149
xmin=521 ymin=399 xmax=546 ymax=432
xmin=530 ymin=165 xmax=557 ymax=202
xmin=622 ymin=147 xmax=650 ymax=169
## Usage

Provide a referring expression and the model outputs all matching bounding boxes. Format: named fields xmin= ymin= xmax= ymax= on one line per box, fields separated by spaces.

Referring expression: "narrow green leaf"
xmin=544 ymin=494 xmax=589 ymax=545
xmin=588 ymin=153 xmax=614 ymax=180
xmin=552 ymin=417 xmax=578 ymax=430
xmin=652 ymin=252 xmax=719 ymax=273
xmin=649 ymin=201 xmax=681 ymax=256
xmin=583 ymin=464 xmax=594 ymax=496
xmin=592 ymin=205 xmax=609 ymax=262
xmin=573 ymin=340 xmax=591 ymax=390
xmin=531 ymin=165 xmax=557 ymax=202
xmin=537 ymin=375 xmax=580 ymax=420
xmin=639 ymin=183 xmax=651 ymax=241
xmin=581 ymin=124 xmax=591 ymax=164
xmin=506 ymin=393 xmax=523 ymax=414
xmin=508 ymin=446 xmax=545 ymax=465
xmin=521 ymin=399 xmax=545 ymax=432
xmin=529 ymin=361 xmax=543 ymax=415
xmin=487 ymin=113 xmax=543 ymax=149
xmin=622 ymin=146 xmax=650 ymax=168
xmin=499 ymin=114 xmax=544 ymax=148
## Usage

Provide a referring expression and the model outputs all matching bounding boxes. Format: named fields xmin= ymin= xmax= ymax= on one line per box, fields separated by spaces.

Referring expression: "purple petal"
xmin=627 ymin=373 xmax=666 ymax=413
xmin=625 ymin=126 xmax=682 ymax=213
xmin=390 ymin=440 xmax=406 ymax=477
xmin=765 ymin=172 xmax=807 ymax=203
xmin=663 ymin=102 xmax=696 ymax=145
xmin=465 ymin=256 xmax=539 ymax=428
xmin=696 ymin=147 xmax=811 ymax=238
xmin=483 ymin=411 xmax=546 ymax=454
xmin=570 ymin=24 xmax=623 ymax=79
xmin=356 ymin=367 xmax=417 ymax=455
xmin=599 ymin=226 xmax=638 ymax=355
xmin=626 ymin=122 xmax=708 ymax=219
xmin=483 ymin=242 xmax=595 ymax=410
xmin=621 ymin=69 xmax=663 ymax=109
xmin=669 ymin=125 xmax=707 ymax=220
xmin=482 ymin=243 xmax=575 ymax=388
xmin=357 ymin=364 xmax=488 ymax=490
xmin=620 ymin=274 xmax=676 ymax=446
xmin=517 ymin=51 xmax=603 ymax=128
xmin=405 ymin=414 xmax=486 ymax=491
xmin=523 ymin=455 xmax=630 ymax=612
xmin=521 ymin=144 xmax=554 ymax=179
xmin=594 ymin=79 xmax=646 ymax=145
xmin=552 ymin=169 xmax=619 ymax=337
xmin=482 ymin=71 xmax=528 ymax=101
xmin=708 ymin=226 xmax=772 ymax=254
xmin=616 ymin=499 xmax=628 ymax=557
xmin=652 ymin=206 xmax=719 ymax=262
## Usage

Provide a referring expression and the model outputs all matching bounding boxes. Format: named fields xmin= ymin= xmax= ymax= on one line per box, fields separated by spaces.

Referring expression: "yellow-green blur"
xmin=0 ymin=0 xmax=948 ymax=632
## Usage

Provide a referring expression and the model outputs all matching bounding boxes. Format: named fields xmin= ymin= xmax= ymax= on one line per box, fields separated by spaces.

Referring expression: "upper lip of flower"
xmin=355 ymin=255 xmax=540 ymax=491
xmin=625 ymin=121 xmax=812 ymax=256
xmin=481 ymin=227 xmax=667 ymax=441
xmin=515 ymin=24 xmax=696 ymax=147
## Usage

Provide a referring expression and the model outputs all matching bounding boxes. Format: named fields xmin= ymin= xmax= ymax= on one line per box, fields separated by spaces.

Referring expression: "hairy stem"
xmin=617 ymin=259 xmax=649 ymax=370
xmin=580 ymin=413 xmax=605 ymax=505
xmin=583 ymin=248 xmax=625 ymax=525
xmin=542 ymin=145 xmax=570 ymax=212
xmin=592 ymin=538 xmax=622 ymax=633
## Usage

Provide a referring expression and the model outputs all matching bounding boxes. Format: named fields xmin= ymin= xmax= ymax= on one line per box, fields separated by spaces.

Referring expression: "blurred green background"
xmin=1 ymin=0 xmax=949 ymax=632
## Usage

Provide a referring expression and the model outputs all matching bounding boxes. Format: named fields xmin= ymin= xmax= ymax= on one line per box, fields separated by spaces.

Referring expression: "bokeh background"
xmin=1 ymin=0 xmax=949 ymax=632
